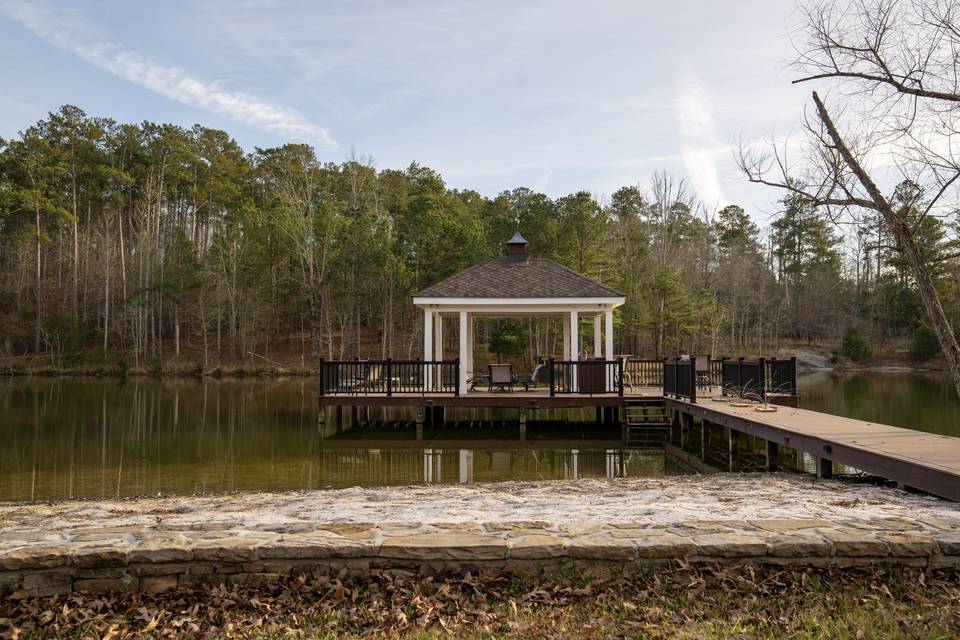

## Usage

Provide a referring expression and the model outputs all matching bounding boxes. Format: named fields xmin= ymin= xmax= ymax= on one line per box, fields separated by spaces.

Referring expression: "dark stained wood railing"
xmin=548 ymin=359 xmax=624 ymax=396
xmin=319 ymin=359 xmax=459 ymax=396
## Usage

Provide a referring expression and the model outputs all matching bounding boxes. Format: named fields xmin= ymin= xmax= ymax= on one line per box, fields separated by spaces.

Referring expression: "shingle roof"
xmin=415 ymin=258 xmax=624 ymax=299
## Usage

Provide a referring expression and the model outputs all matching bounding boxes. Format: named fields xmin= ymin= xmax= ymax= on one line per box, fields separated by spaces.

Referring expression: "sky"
xmin=0 ymin=0 xmax=811 ymax=222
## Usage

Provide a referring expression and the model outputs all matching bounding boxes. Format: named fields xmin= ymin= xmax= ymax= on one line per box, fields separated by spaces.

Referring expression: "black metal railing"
xmin=663 ymin=357 xmax=697 ymax=402
xmin=767 ymin=357 xmax=798 ymax=395
xmin=319 ymin=359 xmax=459 ymax=396
xmin=721 ymin=357 xmax=765 ymax=400
xmin=548 ymin=359 xmax=624 ymax=396
xmin=716 ymin=356 xmax=799 ymax=400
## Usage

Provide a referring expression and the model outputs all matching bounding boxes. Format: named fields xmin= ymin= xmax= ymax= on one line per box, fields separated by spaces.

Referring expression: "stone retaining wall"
xmin=3 ymin=518 xmax=959 ymax=598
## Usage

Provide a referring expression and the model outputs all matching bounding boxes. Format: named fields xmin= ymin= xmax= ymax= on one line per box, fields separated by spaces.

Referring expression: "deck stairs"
xmin=623 ymin=400 xmax=670 ymax=448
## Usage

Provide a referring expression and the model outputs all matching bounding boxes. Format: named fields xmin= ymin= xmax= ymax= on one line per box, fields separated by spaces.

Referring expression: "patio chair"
xmin=694 ymin=355 xmax=711 ymax=391
xmin=487 ymin=363 xmax=515 ymax=392
xmin=468 ymin=369 xmax=490 ymax=392
xmin=515 ymin=363 xmax=546 ymax=391
xmin=357 ymin=363 xmax=384 ymax=393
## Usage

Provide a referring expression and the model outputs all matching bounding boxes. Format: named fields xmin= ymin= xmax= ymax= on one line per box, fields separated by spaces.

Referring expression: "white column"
xmin=434 ymin=313 xmax=444 ymax=361
xmin=423 ymin=309 xmax=433 ymax=390
xmin=562 ymin=313 xmax=571 ymax=360
xmin=593 ymin=314 xmax=602 ymax=358
xmin=465 ymin=314 xmax=474 ymax=383
xmin=569 ymin=311 xmax=579 ymax=359
xmin=458 ymin=311 xmax=469 ymax=394
xmin=605 ymin=308 xmax=615 ymax=390
xmin=569 ymin=310 xmax=579 ymax=391
xmin=604 ymin=308 xmax=614 ymax=359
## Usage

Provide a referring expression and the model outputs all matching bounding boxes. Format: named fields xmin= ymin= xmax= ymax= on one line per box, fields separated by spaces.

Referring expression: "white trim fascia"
xmin=413 ymin=296 xmax=625 ymax=307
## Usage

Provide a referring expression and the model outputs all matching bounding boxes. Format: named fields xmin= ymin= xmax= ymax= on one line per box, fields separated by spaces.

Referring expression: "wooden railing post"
xmin=690 ymin=356 xmax=697 ymax=403
xmin=386 ymin=359 xmax=393 ymax=397
xmin=790 ymin=356 xmax=798 ymax=395
xmin=454 ymin=359 xmax=460 ymax=397
xmin=319 ymin=358 xmax=325 ymax=396
xmin=617 ymin=358 xmax=624 ymax=396
xmin=758 ymin=357 xmax=766 ymax=403
xmin=549 ymin=358 xmax=556 ymax=397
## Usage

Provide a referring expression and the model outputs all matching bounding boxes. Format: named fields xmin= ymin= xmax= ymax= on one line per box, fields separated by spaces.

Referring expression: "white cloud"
xmin=675 ymin=75 xmax=727 ymax=210
xmin=5 ymin=2 xmax=336 ymax=148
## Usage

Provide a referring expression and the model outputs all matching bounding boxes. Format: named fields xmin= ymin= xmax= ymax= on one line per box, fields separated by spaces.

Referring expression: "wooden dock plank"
xmin=667 ymin=398 xmax=960 ymax=501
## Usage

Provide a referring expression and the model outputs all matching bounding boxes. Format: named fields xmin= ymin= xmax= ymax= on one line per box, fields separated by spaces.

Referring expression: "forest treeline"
xmin=0 ymin=105 xmax=956 ymax=368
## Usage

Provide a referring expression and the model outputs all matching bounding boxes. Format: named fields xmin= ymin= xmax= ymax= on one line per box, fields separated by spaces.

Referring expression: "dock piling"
xmin=816 ymin=456 xmax=833 ymax=479
xmin=701 ymin=419 xmax=709 ymax=461
xmin=728 ymin=428 xmax=740 ymax=472
xmin=765 ymin=441 xmax=779 ymax=472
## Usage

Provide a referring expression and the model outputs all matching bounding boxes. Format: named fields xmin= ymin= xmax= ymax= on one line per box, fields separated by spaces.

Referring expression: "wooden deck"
xmin=318 ymin=384 xmax=960 ymax=502
xmin=667 ymin=397 xmax=960 ymax=502
xmin=318 ymin=387 xmax=663 ymax=408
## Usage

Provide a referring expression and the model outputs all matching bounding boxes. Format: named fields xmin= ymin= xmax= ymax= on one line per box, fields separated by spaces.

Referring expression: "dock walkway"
xmin=667 ymin=397 xmax=960 ymax=502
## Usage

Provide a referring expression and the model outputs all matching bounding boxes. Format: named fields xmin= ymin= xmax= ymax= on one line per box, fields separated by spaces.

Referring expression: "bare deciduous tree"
xmin=738 ymin=0 xmax=960 ymax=395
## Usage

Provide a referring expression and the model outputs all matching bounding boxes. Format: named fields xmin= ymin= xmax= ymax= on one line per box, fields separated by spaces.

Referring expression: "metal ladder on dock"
xmin=623 ymin=400 xmax=670 ymax=448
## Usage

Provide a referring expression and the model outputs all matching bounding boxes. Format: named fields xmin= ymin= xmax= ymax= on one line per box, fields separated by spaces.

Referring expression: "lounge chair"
xmin=515 ymin=363 xmax=545 ymax=391
xmin=488 ymin=363 xmax=515 ymax=392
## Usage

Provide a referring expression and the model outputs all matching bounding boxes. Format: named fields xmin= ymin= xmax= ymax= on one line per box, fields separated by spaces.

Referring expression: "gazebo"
xmin=413 ymin=233 xmax=626 ymax=394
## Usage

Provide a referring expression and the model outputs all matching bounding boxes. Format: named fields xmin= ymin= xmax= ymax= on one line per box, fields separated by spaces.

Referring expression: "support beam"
xmin=701 ymin=419 xmax=709 ymax=461
xmin=519 ymin=409 xmax=527 ymax=441
xmin=816 ymin=456 xmax=833 ymax=479
xmin=423 ymin=309 xmax=433 ymax=391
xmin=569 ymin=310 xmax=579 ymax=391
xmin=562 ymin=313 xmax=571 ymax=361
xmin=765 ymin=440 xmax=780 ymax=472
xmin=465 ymin=313 xmax=474 ymax=388
xmin=434 ymin=313 xmax=443 ymax=361
xmin=605 ymin=308 xmax=614 ymax=390
xmin=680 ymin=413 xmax=691 ymax=449
xmin=458 ymin=311 xmax=469 ymax=394
xmin=604 ymin=308 xmax=614 ymax=359
xmin=728 ymin=428 xmax=740 ymax=472
xmin=593 ymin=314 xmax=602 ymax=357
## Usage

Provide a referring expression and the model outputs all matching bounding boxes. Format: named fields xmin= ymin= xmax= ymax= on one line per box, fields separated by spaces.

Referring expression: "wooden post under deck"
xmin=519 ymin=409 xmax=527 ymax=441
xmin=415 ymin=407 xmax=424 ymax=440
xmin=728 ymin=428 xmax=740 ymax=472
xmin=816 ymin=456 xmax=833 ymax=479
xmin=701 ymin=419 xmax=709 ymax=461
xmin=766 ymin=440 xmax=779 ymax=472
xmin=680 ymin=413 xmax=691 ymax=449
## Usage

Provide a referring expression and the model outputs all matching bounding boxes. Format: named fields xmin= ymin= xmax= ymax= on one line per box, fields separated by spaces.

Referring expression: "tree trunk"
xmin=813 ymin=91 xmax=960 ymax=397
xmin=34 ymin=204 xmax=42 ymax=353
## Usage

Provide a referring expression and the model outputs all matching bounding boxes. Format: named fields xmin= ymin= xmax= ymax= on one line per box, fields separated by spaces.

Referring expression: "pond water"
xmin=798 ymin=370 xmax=960 ymax=438
xmin=1 ymin=371 xmax=955 ymax=502
xmin=0 ymin=378 xmax=685 ymax=502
